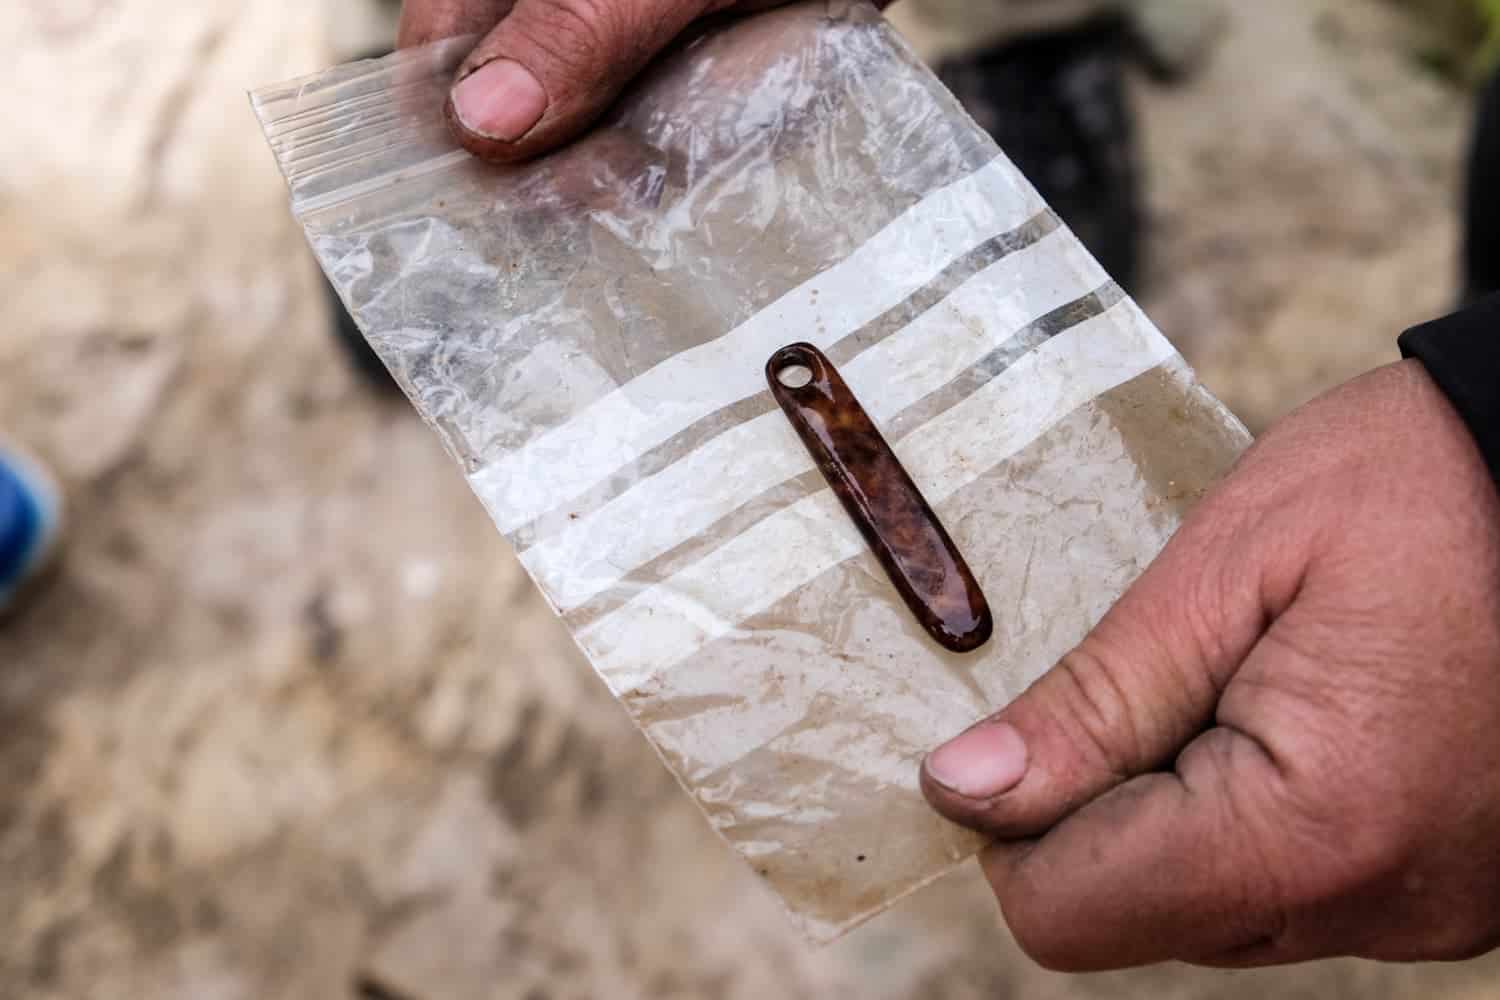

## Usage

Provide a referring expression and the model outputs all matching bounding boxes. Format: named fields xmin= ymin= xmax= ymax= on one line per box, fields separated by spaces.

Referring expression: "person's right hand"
xmin=399 ymin=0 xmax=888 ymax=163
xmin=921 ymin=359 xmax=1500 ymax=970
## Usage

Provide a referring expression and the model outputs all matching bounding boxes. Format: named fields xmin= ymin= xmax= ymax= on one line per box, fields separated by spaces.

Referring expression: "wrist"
xmin=1399 ymin=295 xmax=1500 ymax=489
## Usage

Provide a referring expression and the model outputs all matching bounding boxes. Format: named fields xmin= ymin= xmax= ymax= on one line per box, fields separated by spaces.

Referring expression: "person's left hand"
xmin=399 ymin=0 xmax=890 ymax=163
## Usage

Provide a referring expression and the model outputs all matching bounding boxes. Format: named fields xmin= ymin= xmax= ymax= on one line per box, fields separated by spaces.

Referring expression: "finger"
xmin=398 ymin=0 xmax=516 ymax=47
xmin=922 ymin=469 xmax=1309 ymax=839
xmin=984 ymin=726 xmax=1296 ymax=971
xmin=444 ymin=0 xmax=714 ymax=162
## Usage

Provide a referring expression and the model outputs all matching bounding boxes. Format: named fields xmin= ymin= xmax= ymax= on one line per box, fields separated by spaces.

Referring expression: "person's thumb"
xmin=443 ymin=0 xmax=714 ymax=162
xmin=922 ymin=486 xmax=1300 ymax=839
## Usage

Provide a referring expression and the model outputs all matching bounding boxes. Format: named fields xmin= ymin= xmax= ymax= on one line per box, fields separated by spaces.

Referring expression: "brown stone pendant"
xmin=767 ymin=343 xmax=993 ymax=654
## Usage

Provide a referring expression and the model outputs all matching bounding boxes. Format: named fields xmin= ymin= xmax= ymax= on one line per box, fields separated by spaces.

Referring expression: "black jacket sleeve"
xmin=1398 ymin=293 xmax=1500 ymax=483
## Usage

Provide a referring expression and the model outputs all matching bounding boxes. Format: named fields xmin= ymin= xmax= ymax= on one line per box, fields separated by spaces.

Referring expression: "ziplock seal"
xmin=251 ymin=37 xmax=474 ymax=217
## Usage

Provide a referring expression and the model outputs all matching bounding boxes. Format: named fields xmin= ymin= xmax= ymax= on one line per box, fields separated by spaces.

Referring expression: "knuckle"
xmin=990 ymin=852 xmax=1087 ymax=972
xmin=523 ymin=0 xmax=664 ymax=77
xmin=1183 ymin=733 xmax=1296 ymax=948
xmin=1424 ymin=873 xmax=1500 ymax=961
xmin=1014 ymin=936 xmax=1077 ymax=974
xmin=400 ymin=0 xmax=499 ymax=46
xmin=513 ymin=0 xmax=618 ymax=74
xmin=1047 ymin=643 xmax=1143 ymax=781
xmin=1418 ymin=908 xmax=1500 ymax=963
xmin=1000 ymin=893 xmax=1077 ymax=972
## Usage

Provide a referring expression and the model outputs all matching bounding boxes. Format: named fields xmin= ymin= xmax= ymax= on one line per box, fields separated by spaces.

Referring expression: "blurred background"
xmin=3 ymin=0 xmax=1500 ymax=996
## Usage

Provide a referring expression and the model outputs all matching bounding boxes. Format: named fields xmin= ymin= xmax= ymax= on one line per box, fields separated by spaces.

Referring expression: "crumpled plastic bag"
xmin=252 ymin=0 xmax=1250 ymax=943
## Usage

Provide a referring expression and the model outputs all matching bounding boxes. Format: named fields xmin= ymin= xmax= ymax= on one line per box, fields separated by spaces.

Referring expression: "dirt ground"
xmin=2 ymin=0 xmax=1499 ymax=997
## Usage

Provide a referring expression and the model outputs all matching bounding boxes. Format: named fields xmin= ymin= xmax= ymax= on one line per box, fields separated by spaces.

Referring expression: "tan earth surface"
xmin=3 ymin=0 xmax=1498 ymax=997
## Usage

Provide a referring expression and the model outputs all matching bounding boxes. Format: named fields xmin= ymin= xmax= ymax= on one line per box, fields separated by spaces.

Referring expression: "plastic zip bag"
xmin=252 ymin=0 xmax=1250 ymax=943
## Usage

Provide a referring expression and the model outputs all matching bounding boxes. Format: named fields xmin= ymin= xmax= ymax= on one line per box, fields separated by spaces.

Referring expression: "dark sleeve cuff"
xmin=1398 ymin=293 xmax=1500 ymax=484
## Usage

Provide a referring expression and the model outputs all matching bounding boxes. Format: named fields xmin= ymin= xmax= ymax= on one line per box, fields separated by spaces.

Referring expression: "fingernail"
xmin=925 ymin=721 xmax=1029 ymax=800
xmin=451 ymin=59 xmax=548 ymax=142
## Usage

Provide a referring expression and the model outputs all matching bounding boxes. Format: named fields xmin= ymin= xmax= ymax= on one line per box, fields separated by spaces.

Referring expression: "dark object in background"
xmin=326 ymin=276 xmax=402 ymax=393
xmin=1464 ymin=69 xmax=1500 ymax=304
xmin=936 ymin=15 xmax=1142 ymax=295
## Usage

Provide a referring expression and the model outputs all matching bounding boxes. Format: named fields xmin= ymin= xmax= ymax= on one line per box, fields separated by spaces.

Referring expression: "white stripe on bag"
xmin=577 ymin=300 xmax=1178 ymax=694
xmin=468 ymin=157 xmax=1045 ymax=535
xmin=517 ymin=227 xmax=1107 ymax=612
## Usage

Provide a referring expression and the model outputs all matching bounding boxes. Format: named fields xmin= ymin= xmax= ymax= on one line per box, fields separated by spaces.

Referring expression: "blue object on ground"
xmin=0 ymin=450 xmax=60 ymax=610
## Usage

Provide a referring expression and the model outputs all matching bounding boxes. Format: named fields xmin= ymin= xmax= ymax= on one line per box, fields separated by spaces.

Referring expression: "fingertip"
xmin=442 ymin=98 xmax=510 ymax=162
xmin=442 ymin=98 xmax=544 ymax=164
xmin=445 ymin=56 xmax=550 ymax=161
xmin=918 ymin=763 xmax=970 ymax=822
xmin=926 ymin=720 xmax=1029 ymax=799
xmin=921 ymin=719 xmax=1043 ymax=835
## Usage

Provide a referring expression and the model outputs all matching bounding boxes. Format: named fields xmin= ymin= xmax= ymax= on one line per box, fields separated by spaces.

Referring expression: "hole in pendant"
xmin=776 ymin=363 xmax=814 ymax=390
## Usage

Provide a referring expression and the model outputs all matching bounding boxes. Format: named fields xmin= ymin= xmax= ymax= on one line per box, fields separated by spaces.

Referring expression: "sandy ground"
xmin=2 ymin=0 xmax=1498 ymax=997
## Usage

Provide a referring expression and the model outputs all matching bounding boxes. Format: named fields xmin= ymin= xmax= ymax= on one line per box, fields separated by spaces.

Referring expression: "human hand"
xmin=921 ymin=360 xmax=1500 ymax=970
xmin=399 ymin=0 xmax=889 ymax=162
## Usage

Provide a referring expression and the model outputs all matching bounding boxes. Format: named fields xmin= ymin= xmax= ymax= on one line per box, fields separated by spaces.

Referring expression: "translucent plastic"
xmin=253 ymin=0 xmax=1250 ymax=943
